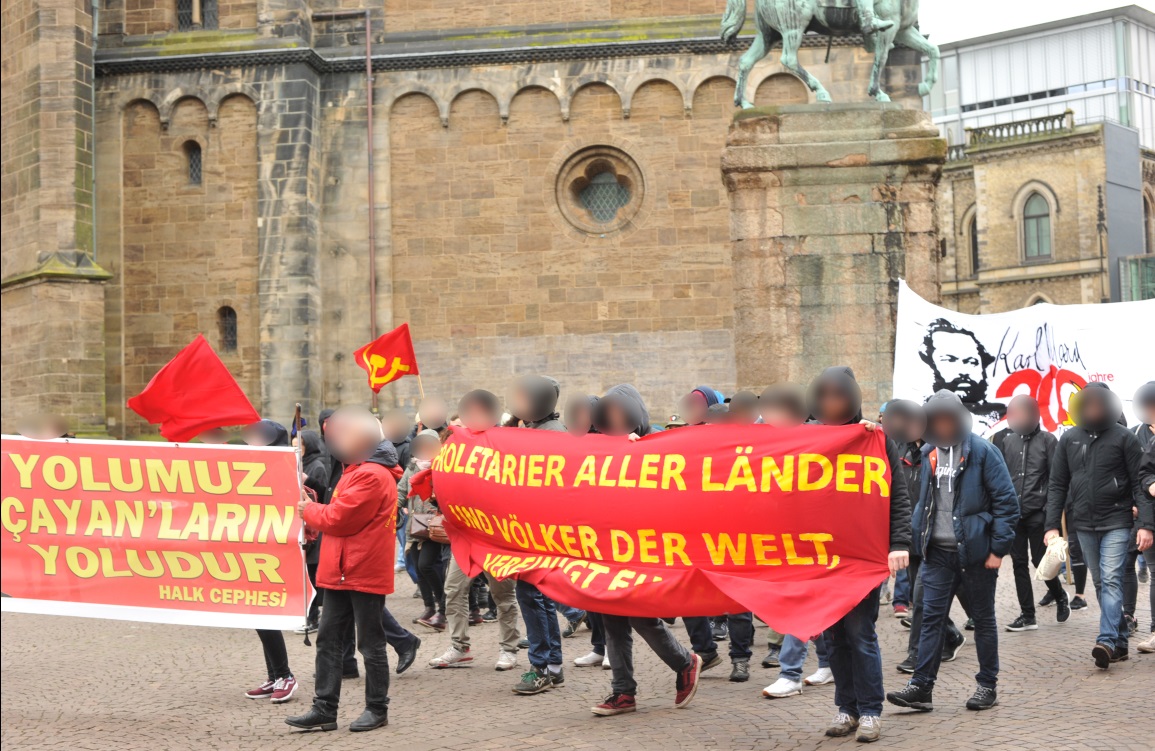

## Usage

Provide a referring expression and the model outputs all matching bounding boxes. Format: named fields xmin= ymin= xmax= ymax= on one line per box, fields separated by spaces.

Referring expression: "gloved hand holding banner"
xmin=1 ymin=436 xmax=306 ymax=629
xmin=433 ymin=424 xmax=894 ymax=638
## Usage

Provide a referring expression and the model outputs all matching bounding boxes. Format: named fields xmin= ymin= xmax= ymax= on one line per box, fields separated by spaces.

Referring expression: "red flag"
xmin=127 ymin=334 xmax=260 ymax=442
xmin=353 ymin=323 xmax=420 ymax=393
xmin=407 ymin=468 xmax=433 ymax=501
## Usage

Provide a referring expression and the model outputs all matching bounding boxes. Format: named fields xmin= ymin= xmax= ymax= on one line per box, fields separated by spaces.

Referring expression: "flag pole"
xmin=417 ymin=374 xmax=426 ymax=400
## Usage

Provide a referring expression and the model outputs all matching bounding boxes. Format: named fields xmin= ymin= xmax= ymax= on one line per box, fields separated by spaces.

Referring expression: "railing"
xmin=966 ymin=110 xmax=1075 ymax=146
xmin=946 ymin=144 xmax=968 ymax=162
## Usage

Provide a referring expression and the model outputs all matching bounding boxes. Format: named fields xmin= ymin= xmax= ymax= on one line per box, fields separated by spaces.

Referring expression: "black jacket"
xmin=1045 ymin=424 xmax=1150 ymax=533
xmin=1000 ymin=426 xmax=1057 ymax=517
xmin=883 ymin=436 xmax=915 ymax=554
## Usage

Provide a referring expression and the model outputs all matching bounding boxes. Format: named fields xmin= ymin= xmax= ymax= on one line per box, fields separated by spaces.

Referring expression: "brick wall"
xmin=117 ymin=95 xmax=260 ymax=437
xmin=380 ymin=0 xmax=720 ymax=33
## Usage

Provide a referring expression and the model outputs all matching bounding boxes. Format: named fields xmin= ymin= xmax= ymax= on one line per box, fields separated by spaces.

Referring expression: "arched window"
xmin=183 ymin=141 xmax=202 ymax=185
xmin=969 ymin=215 xmax=980 ymax=275
xmin=217 ymin=306 xmax=237 ymax=353
xmin=1022 ymin=192 xmax=1051 ymax=259
xmin=176 ymin=0 xmax=218 ymax=32
xmin=1145 ymin=195 xmax=1153 ymax=255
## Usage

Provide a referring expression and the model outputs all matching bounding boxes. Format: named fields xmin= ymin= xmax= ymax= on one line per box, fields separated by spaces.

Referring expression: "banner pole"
xmin=417 ymin=374 xmax=426 ymax=400
xmin=1061 ymin=511 xmax=1073 ymax=585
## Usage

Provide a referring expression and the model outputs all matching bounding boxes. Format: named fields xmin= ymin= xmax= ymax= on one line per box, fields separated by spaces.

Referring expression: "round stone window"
xmin=555 ymin=146 xmax=645 ymax=236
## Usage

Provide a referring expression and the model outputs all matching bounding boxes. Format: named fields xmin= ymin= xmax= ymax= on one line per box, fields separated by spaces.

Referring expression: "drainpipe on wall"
xmin=312 ymin=9 xmax=378 ymax=410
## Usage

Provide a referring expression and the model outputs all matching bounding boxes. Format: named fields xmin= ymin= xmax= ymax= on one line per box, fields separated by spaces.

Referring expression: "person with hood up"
xmin=1139 ymin=440 xmax=1155 ymax=654
xmin=999 ymin=395 xmax=1067 ymax=631
xmin=564 ymin=393 xmax=600 ymax=437
xmin=888 ymin=389 xmax=1018 ymax=715
xmin=806 ymin=367 xmax=911 ymax=744
xmin=1133 ymin=382 xmax=1155 ymax=654
xmin=429 ymin=390 xmax=523 ymax=672
xmin=589 ymin=385 xmax=703 ymax=717
xmin=507 ymin=375 xmax=570 ymax=695
xmin=1043 ymin=383 xmax=1153 ymax=669
xmin=286 ymin=407 xmax=401 ymax=733
xmin=237 ymin=420 xmax=299 ymax=704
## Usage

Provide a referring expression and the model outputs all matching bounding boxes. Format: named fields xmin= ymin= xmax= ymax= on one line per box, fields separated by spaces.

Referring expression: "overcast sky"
xmin=917 ymin=0 xmax=1153 ymax=44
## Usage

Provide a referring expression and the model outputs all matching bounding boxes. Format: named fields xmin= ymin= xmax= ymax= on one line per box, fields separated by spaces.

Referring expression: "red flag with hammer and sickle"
xmin=353 ymin=324 xmax=420 ymax=393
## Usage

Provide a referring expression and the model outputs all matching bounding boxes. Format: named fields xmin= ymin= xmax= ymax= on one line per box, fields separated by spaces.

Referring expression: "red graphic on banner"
xmin=996 ymin=364 xmax=1087 ymax=431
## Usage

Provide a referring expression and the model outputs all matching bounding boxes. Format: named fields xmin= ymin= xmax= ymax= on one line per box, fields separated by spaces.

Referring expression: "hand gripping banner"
xmin=433 ymin=424 xmax=893 ymax=638
xmin=1 ymin=436 xmax=307 ymax=629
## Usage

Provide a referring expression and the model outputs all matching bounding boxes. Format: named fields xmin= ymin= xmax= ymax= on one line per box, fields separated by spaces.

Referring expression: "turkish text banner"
xmin=1 ymin=436 xmax=306 ymax=629
xmin=892 ymin=280 xmax=1155 ymax=433
xmin=434 ymin=424 xmax=892 ymax=639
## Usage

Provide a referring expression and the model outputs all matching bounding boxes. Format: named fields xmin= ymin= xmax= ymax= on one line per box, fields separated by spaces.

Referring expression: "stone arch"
xmin=1142 ymin=186 xmax=1155 ymax=254
xmin=500 ymin=79 xmax=564 ymax=125
xmin=387 ymin=85 xmax=445 ymax=126
xmin=508 ymin=85 xmax=564 ymax=126
xmin=1010 ymin=180 xmax=1060 ymax=262
xmin=623 ymin=77 xmax=685 ymax=121
xmin=754 ymin=73 xmax=809 ymax=105
xmin=447 ymin=87 xmax=501 ymax=130
xmin=158 ymin=88 xmax=211 ymax=129
xmin=621 ymin=74 xmax=687 ymax=119
xmin=569 ymin=80 xmax=623 ymax=125
xmin=687 ymin=68 xmax=737 ymax=113
xmin=959 ymin=203 xmax=979 ymax=277
xmin=690 ymin=75 xmax=738 ymax=119
xmin=205 ymin=84 xmax=259 ymax=123
xmin=1025 ymin=292 xmax=1054 ymax=306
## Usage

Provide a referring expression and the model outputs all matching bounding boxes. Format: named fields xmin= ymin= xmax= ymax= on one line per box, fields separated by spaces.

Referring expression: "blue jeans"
xmin=823 ymin=585 xmax=883 ymax=718
xmin=892 ymin=568 xmax=911 ymax=607
xmin=555 ymin=601 xmax=586 ymax=623
xmin=914 ymin=547 xmax=999 ymax=689
xmin=1077 ymin=527 xmax=1132 ymax=650
xmin=778 ymin=632 xmax=829 ymax=681
xmin=515 ymin=581 xmax=562 ymax=668
xmin=682 ymin=616 xmax=718 ymax=659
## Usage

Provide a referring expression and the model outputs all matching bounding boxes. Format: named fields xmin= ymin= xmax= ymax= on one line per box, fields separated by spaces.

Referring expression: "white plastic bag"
xmin=1035 ymin=536 xmax=1068 ymax=581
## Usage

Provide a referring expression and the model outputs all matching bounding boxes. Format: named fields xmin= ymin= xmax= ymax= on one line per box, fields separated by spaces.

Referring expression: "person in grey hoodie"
xmin=887 ymin=390 xmax=1019 ymax=714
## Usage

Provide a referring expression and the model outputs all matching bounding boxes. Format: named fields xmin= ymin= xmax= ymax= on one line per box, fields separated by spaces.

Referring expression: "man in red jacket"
xmin=286 ymin=407 xmax=397 ymax=733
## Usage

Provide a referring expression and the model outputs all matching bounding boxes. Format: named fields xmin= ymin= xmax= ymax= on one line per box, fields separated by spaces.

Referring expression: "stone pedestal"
xmin=721 ymin=103 xmax=945 ymax=409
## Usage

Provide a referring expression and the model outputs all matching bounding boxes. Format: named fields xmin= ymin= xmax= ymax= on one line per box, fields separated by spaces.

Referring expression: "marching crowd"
xmin=225 ymin=373 xmax=1154 ymax=742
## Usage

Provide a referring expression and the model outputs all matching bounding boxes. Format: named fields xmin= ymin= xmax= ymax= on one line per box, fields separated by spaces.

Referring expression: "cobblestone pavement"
xmin=2 ymin=562 xmax=1150 ymax=751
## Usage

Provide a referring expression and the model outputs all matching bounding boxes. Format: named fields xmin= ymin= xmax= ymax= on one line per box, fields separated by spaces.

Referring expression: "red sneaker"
xmin=893 ymin=605 xmax=909 ymax=617
xmin=591 ymin=693 xmax=637 ymax=716
xmin=674 ymin=653 xmax=703 ymax=708
xmin=245 ymin=679 xmax=275 ymax=699
xmin=270 ymin=676 xmax=298 ymax=703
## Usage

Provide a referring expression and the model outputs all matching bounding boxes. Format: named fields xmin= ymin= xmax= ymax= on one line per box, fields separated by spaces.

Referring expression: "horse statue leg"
xmin=894 ymin=24 xmax=940 ymax=96
xmin=866 ymin=24 xmax=899 ymax=101
xmin=780 ymin=28 xmax=831 ymax=103
xmin=734 ymin=29 xmax=770 ymax=108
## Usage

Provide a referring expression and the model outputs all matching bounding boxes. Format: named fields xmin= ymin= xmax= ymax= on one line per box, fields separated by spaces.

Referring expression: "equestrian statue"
xmin=721 ymin=0 xmax=941 ymax=107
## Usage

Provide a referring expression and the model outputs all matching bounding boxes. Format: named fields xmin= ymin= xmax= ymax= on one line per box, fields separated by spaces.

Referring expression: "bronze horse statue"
xmin=721 ymin=0 xmax=940 ymax=107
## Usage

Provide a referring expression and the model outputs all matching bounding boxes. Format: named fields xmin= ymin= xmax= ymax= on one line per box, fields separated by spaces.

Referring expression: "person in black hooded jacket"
xmin=1044 ymin=382 xmax=1154 ymax=668
xmin=806 ymin=367 xmax=910 ymax=744
xmin=1000 ymin=395 xmax=1067 ymax=630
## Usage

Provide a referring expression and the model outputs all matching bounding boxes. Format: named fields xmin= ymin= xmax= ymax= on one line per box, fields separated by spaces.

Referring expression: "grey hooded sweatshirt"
xmin=924 ymin=390 xmax=972 ymax=550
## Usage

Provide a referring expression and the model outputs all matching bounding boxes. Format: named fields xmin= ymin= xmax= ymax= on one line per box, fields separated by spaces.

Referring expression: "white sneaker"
xmin=428 ymin=645 xmax=473 ymax=668
xmin=573 ymin=651 xmax=604 ymax=667
xmin=761 ymin=677 xmax=803 ymax=698
xmin=394 ymin=563 xmax=406 ymax=572
xmin=495 ymin=649 xmax=518 ymax=671
xmin=1137 ymin=632 xmax=1155 ymax=654
xmin=804 ymin=666 xmax=834 ymax=686
xmin=602 ymin=654 xmax=611 ymax=670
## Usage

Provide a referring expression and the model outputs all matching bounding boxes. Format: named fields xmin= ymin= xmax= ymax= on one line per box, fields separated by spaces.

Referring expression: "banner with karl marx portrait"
xmin=892 ymin=281 xmax=1155 ymax=434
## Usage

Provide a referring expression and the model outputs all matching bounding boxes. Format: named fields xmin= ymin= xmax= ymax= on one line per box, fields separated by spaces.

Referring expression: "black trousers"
xmin=1011 ymin=511 xmax=1067 ymax=617
xmin=905 ymin=555 xmax=965 ymax=662
xmin=683 ymin=616 xmax=716 ymax=658
xmin=256 ymin=629 xmax=291 ymax=681
xmin=313 ymin=590 xmax=390 ymax=718
xmin=417 ymin=541 xmax=449 ymax=613
xmin=306 ymin=563 xmax=322 ymax=625
xmin=341 ymin=603 xmax=417 ymax=674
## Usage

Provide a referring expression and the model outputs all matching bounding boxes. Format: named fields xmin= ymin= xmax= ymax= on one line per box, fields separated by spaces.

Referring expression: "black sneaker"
xmin=728 ymin=659 xmax=750 ymax=683
xmin=1110 ymin=646 xmax=1129 ymax=663
xmin=886 ymin=682 xmax=933 ymax=711
xmin=481 ymin=609 xmax=498 ymax=623
xmin=896 ymin=656 xmax=915 ymax=674
xmin=899 ymin=617 xmax=912 ymax=629
xmin=761 ymin=645 xmax=781 ymax=668
xmin=942 ymin=634 xmax=966 ymax=662
xmin=562 ymin=613 xmax=587 ymax=638
xmin=1037 ymin=591 xmax=1056 ymax=607
xmin=1005 ymin=614 xmax=1038 ymax=632
xmin=512 ymin=668 xmax=552 ymax=695
xmin=1056 ymin=596 xmax=1071 ymax=624
xmin=285 ymin=708 xmax=338 ymax=732
xmin=964 ymin=618 xmax=975 ymax=631
xmin=1124 ymin=615 xmax=1138 ymax=636
xmin=699 ymin=652 xmax=723 ymax=672
xmin=1070 ymin=596 xmax=1088 ymax=611
xmin=965 ymin=685 xmax=998 ymax=711
xmin=517 ymin=637 xmax=530 ymax=649
xmin=549 ymin=667 xmax=565 ymax=686
xmin=712 ymin=620 xmax=729 ymax=641
xmin=1092 ymin=642 xmax=1113 ymax=670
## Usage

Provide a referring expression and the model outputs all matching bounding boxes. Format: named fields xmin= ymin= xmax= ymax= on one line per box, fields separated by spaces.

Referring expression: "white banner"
xmin=891 ymin=281 xmax=1155 ymax=434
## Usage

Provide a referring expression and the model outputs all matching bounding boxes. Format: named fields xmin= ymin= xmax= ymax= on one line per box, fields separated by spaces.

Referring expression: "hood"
xmin=807 ymin=366 xmax=863 ymax=426
xmin=251 ymin=419 xmax=290 ymax=448
xmin=880 ymin=398 xmax=926 ymax=445
xmin=1006 ymin=394 xmax=1042 ymax=436
xmin=513 ymin=375 xmax=561 ymax=424
xmin=1072 ymin=382 xmax=1123 ymax=433
xmin=1134 ymin=380 xmax=1155 ymax=425
xmin=691 ymin=386 xmax=724 ymax=407
xmin=318 ymin=408 xmax=336 ymax=438
xmin=923 ymin=389 xmax=973 ymax=447
xmin=365 ymin=439 xmax=400 ymax=468
xmin=596 ymin=384 xmax=651 ymax=436
xmin=300 ymin=429 xmax=326 ymax=459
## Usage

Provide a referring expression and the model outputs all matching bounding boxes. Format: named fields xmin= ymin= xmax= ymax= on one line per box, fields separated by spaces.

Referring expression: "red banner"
xmin=1 ymin=436 xmax=307 ymax=629
xmin=433 ymin=424 xmax=893 ymax=639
